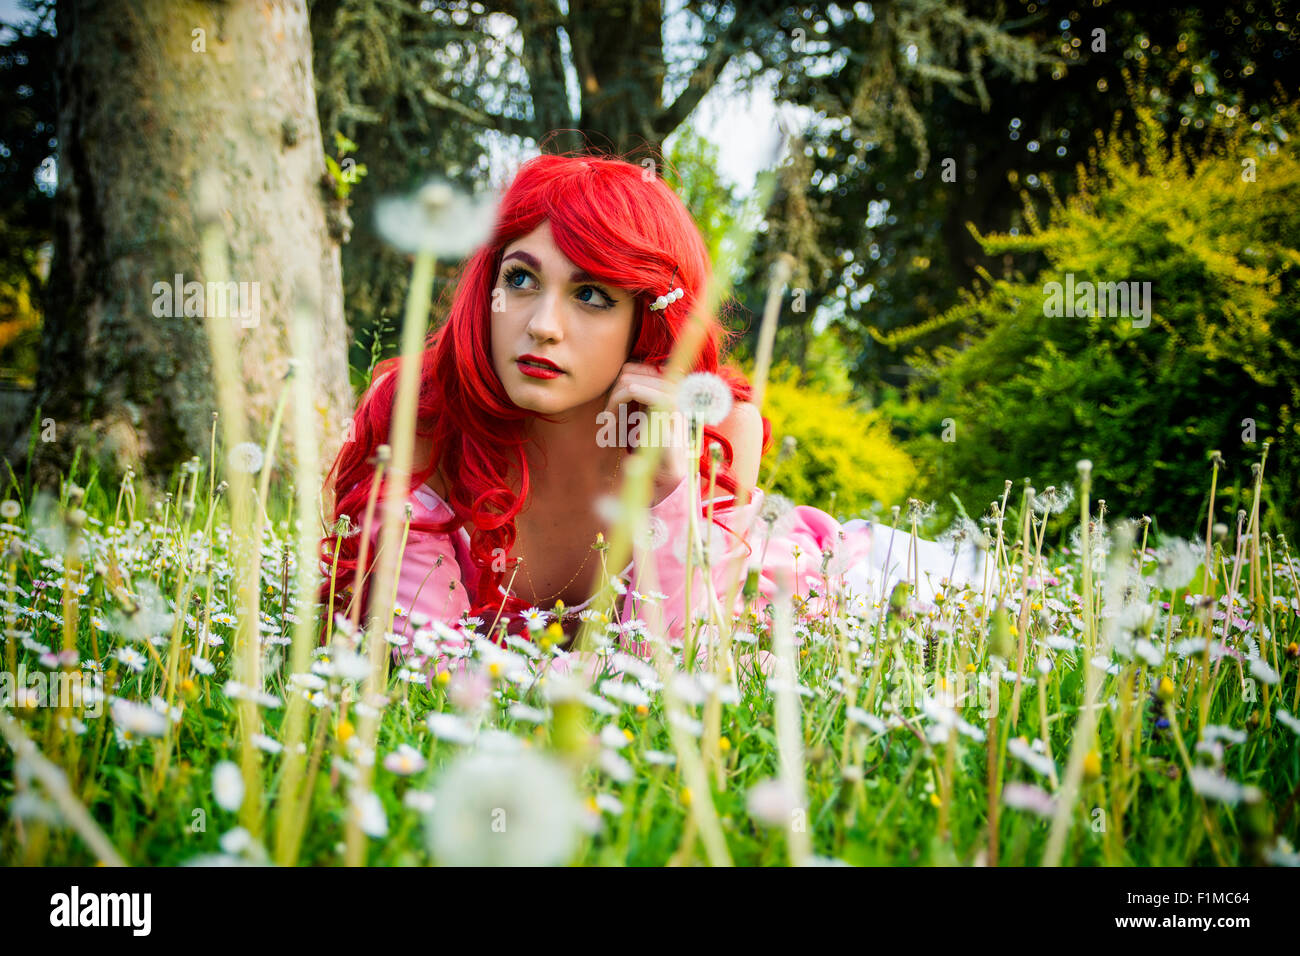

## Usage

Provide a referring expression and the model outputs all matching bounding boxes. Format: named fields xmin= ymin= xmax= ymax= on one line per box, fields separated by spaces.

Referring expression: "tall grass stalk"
xmin=197 ymin=170 xmax=265 ymax=838
xmin=1042 ymin=460 xmax=1106 ymax=866
xmin=274 ymin=298 xmax=325 ymax=866
xmin=772 ymin=592 xmax=811 ymax=865
xmin=342 ymin=246 xmax=435 ymax=866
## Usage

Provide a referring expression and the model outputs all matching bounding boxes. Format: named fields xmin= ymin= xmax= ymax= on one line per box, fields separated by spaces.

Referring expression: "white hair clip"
xmin=649 ymin=266 xmax=684 ymax=311
xmin=649 ymin=287 xmax=684 ymax=311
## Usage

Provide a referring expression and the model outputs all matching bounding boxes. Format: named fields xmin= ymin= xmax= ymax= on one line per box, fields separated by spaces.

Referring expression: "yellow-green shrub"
xmin=758 ymin=363 xmax=917 ymax=520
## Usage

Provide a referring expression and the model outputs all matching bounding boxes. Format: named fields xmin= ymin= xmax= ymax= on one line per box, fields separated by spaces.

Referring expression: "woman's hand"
xmin=602 ymin=361 xmax=692 ymax=497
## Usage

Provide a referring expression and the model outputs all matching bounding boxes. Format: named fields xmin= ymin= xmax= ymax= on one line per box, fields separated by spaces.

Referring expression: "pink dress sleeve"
xmin=364 ymin=485 xmax=472 ymax=652
xmin=627 ymin=476 xmax=879 ymax=648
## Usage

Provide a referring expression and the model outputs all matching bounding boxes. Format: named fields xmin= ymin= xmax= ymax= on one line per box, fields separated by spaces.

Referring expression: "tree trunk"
xmin=11 ymin=0 xmax=351 ymax=492
xmin=566 ymin=0 xmax=667 ymax=158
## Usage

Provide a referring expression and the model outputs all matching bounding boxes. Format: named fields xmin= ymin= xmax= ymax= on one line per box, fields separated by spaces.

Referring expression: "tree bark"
xmin=10 ymin=0 xmax=351 ymax=492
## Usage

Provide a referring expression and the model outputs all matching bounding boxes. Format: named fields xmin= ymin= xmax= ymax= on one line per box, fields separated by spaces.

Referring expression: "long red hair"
xmin=319 ymin=150 xmax=772 ymax=639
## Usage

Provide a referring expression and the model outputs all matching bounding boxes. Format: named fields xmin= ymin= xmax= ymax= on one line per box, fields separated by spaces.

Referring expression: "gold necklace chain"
xmin=514 ymin=450 xmax=623 ymax=607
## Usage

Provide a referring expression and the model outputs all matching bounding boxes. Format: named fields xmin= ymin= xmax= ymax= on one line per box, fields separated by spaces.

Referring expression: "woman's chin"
xmin=506 ymin=388 xmax=570 ymax=415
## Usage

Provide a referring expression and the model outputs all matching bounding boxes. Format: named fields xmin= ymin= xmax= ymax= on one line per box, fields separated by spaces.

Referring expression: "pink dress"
xmin=373 ymin=472 xmax=987 ymax=681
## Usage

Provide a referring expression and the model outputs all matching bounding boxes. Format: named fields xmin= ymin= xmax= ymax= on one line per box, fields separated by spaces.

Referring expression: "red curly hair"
xmin=319 ymin=150 xmax=773 ymax=639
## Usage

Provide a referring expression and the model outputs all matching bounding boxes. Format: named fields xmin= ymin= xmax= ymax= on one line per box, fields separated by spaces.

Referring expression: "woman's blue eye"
xmin=502 ymin=265 xmax=615 ymax=309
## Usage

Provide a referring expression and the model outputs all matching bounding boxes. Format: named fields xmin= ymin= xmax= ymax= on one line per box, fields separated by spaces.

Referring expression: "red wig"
xmin=319 ymin=150 xmax=773 ymax=639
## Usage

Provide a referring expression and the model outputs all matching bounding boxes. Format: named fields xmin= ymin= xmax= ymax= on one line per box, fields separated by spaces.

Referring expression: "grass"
xmin=0 ymin=436 xmax=1297 ymax=866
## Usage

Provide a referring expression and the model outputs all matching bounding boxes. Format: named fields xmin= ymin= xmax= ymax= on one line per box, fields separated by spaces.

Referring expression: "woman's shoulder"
xmin=415 ymin=462 xmax=474 ymax=538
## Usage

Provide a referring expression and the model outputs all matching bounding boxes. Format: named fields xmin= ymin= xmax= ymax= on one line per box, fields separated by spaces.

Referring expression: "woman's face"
xmin=490 ymin=219 xmax=638 ymax=419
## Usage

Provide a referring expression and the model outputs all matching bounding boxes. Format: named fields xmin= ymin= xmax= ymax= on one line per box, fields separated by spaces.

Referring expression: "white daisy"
xmin=403 ymin=789 xmax=437 ymax=814
xmin=384 ymin=744 xmax=427 ymax=776
xmin=251 ymin=733 xmax=283 ymax=754
xmin=599 ymin=723 xmax=631 ymax=750
xmin=114 ymin=646 xmax=147 ymax=673
xmin=352 ymin=789 xmax=388 ymax=838
xmin=598 ymin=749 xmax=634 ymax=782
xmin=212 ymin=761 xmax=244 ymax=812
xmin=1007 ymin=737 xmax=1056 ymax=778
xmin=1188 ymin=767 xmax=1262 ymax=805
xmin=1275 ymin=709 xmax=1300 ymax=736
xmin=1003 ymin=782 xmax=1056 ymax=817
xmin=594 ymin=793 xmax=624 ymax=816
xmin=598 ymin=678 xmax=652 ymax=709
xmin=747 ymin=778 xmax=800 ymax=827
xmin=507 ymin=702 xmax=548 ymax=723
xmin=426 ymin=711 xmax=476 ymax=744
xmin=1202 ymin=723 xmax=1247 ymax=746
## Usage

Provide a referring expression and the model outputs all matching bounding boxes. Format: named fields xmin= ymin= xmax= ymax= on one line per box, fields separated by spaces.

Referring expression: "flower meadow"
xmin=0 ymin=440 xmax=1298 ymax=868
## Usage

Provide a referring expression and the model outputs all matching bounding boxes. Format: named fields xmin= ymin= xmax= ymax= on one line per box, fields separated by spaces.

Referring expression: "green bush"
xmin=876 ymin=96 xmax=1300 ymax=536
xmin=759 ymin=362 xmax=917 ymax=521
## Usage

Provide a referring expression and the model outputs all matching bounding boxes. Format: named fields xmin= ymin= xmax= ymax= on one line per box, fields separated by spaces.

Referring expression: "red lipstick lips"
xmin=516 ymin=354 xmax=563 ymax=379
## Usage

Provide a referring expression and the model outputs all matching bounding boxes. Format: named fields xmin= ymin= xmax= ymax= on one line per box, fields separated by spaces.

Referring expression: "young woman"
xmin=320 ymin=152 xmax=984 ymax=671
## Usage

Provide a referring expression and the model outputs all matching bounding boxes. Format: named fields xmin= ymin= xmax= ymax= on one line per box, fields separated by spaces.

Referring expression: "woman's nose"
xmin=525 ymin=291 xmax=565 ymax=341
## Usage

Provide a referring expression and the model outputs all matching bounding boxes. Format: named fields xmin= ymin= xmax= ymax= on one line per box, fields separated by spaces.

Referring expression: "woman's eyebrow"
xmin=502 ymin=250 xmax=605 ymax=285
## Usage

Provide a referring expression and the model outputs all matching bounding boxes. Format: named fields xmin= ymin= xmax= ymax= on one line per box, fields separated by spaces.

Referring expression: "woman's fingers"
xmin=604 ymin=374 xmax=677 ymax=422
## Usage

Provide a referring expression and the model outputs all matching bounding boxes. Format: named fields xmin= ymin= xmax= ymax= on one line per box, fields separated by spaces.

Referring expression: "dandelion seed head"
xmin=374 ymin=178 xmax=498 ymax=257
xmin=675 ymin=372 xmax=733 ymax=427
xmin=427 ymin=749 xmax=583 ymax=866
xmin=227 ymin=442 xmax=265 ymax=475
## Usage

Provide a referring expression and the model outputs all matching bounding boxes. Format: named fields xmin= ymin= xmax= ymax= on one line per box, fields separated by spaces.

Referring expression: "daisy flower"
xmin=383 ymin=744 xmax=427 ymax=776
xmin=507 ymin=703 xmax=548 ymax=723
xmin=1007 ymin=736 xmax=1056 ymax=778
xmin=352 ymin=789 xmax=388 ymax=838
xmin=1002 ymin=782 xmax=1056 ymax=817
xmin=403 ymin=790 xmax=437 ymax=814
xmin=426 ymin=711 xmax=476 ymax=745
xmin=599 ymin=723 xmax=631 ymax=750
xmin=594 ymin=793 xmax=624 ymax=816
xmin=213 ymin=761 xmax=244 ymax=811
xmin=1188 ymin=767 xmax=1262 ymax=806
xmin=251 ymin=733 xmax=283 ymax=755
xmin=115 ymin=647 xmax=147 ymax=673
xmin=1275 ymin=710 xmax=1300 ymax=736
xmin=110 ymin=698 xmax=168 ymax=738
xmin=746 ymin=778 xmax=800 ymax=827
